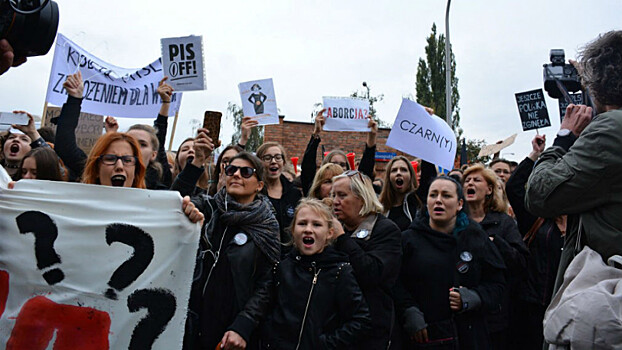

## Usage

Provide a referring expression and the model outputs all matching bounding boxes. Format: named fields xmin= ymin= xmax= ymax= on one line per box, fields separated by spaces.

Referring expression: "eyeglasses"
xmin=261 ymin=154 xmax=284 ymax=162
xmin=99 ymin=154 xmax=137 ymax=166
xmin=344 ymin=169 xmax=364 ymax=182
xmin=224 ymin=165 xmax=257 ymax=178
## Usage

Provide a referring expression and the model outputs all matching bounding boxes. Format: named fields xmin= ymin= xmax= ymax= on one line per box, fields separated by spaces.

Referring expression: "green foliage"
xmin=227 ymin=102 xmax=263 ymax=152
xmin=350 ymin=90 xmax=391 ymax=128
xmin=464 ymin=138 xmax=491 ymax=164
xmin=416 ymin=23 xmax=461 ymax=138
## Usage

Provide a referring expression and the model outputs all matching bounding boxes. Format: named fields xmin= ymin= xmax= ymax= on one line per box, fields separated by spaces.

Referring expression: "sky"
xmin=1 ymin=0 xmax=620 ymax=162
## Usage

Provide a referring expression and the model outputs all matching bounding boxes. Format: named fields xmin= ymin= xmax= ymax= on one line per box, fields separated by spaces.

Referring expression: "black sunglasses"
xmin=224 ymin=165 xmax=257 ymax=178
xmin=344 ymin=169 xmax=364 ymax=182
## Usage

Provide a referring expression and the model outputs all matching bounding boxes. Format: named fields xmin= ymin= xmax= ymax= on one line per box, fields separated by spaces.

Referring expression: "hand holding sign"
xmin=313 ymin=109 xmax=326 ymax=135
xmin=105 ymin=116 xmax=119 ymax=134
xmin=322 ymin=97 xmax=370 ymax=132
xmin=63 ymin=71 xmax=84 ymax=99
xmin=561 ymin=104 xmax=592 ymax=136
xmin=240 ymin=116 xmax=258 ymax=146
xmin=238 ymin=78 xmax=279 ymax=125
xmin=160 ymin=35 xmax=206 ymax=91
xmin=367 ymin=116 xmax=378 ymax=147
xmin=157 ymin=77 xmax=173 ymax=103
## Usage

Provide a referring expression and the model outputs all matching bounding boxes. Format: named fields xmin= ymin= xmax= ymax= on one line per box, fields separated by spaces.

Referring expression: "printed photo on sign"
xmin=238 ymin=78 xmax=279 ymax=126
xmin=0 ymin=171 xmax=200 ymax=349
xmin=322 ymin=97 xmax=370 ymax=132
xmin=160 ymin=35 xmax=206 ymax=91
xmin=386 ymin=99 xmax=456 ymax=170
xmin=515 ymin=89 xmax=551 ymax=131
xmin=45 ymin=34 xmax=182 ymax=119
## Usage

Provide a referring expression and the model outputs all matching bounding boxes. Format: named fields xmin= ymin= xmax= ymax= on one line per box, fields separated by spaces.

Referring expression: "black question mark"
xmin=127 ymin=288 xmax=176 ymax=349
xmin=16 ymin=211 xmax=65 ymax=285
xmin=104 ymin=224 xmax=154 ymax=300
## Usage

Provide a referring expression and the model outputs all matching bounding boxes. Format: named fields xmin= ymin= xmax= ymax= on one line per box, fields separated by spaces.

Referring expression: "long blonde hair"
xmin=463 ymin=164 xmax=506 ymax=213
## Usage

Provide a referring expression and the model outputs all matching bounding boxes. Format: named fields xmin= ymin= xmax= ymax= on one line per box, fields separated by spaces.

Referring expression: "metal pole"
xmin=445 ymin=0 xmax=452 ymax=126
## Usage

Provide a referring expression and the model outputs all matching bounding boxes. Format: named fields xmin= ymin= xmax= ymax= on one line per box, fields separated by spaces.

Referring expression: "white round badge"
xmin=234 ymin=233 xmax=248 ymax=245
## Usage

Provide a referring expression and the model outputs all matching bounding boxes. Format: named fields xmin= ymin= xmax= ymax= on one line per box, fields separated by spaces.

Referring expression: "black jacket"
xmin=184 ymin=196 xmax=278 ymax=350
xmin=260 ymin=247 xmax=371 ymax=350
xmin=334 ymin=214 xmax=402 ymax=350
xmin=387 ymin=192 xmax=422 ymax=232
xmin=268 ymin=174 xmax=302 ymax=246
xmin=506 ymin=157 xmax=563 ymax=306
xmin=394 ymin=214 xmax=506 ymax=350
xmin=169 ymin=160 xmax=207 ymax=197
xmin=478 ymin=211 xmax=529 ymax=333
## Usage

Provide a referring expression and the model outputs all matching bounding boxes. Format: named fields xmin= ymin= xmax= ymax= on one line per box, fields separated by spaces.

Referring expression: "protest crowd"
xmin=2 ymin=24 xmax=622 ymax=350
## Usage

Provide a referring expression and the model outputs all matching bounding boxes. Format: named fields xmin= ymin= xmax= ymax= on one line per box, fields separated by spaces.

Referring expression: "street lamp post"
xmin=445 ymin=0 xmax=452 ymax=127
xmin=362 ymin=81 xmax=372 ymax=117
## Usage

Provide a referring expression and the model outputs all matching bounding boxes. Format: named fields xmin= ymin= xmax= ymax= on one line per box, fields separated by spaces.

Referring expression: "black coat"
xmin=387 ymin=192 xmax=422 ymax=231
xmin=478 ymin=211 xmax=529 ymax=334
xmin=506 ymin=157 xmax=563 ymax=306
xmin=394 ymin=214 xmax=506 ymax=350
xmin=184 ymin=196 xmax=278 ymax=350
xmin=334 ymin=214 xmax=402 ymax=350
xmin=268 ymin=174 xmax=302 ymax=246
xmin=260 ymin=247 xmax=371 ymax=350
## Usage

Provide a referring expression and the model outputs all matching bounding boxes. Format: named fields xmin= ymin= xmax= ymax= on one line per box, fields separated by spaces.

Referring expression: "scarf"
xmin=213 ymin=188 xmax=281 ymax=264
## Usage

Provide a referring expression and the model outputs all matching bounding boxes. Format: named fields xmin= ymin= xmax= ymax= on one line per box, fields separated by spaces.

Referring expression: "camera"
xmin=0 ymin=0 xmax=59 ymax=57
xmin=543 ymin=49 xmax=582 ymax=99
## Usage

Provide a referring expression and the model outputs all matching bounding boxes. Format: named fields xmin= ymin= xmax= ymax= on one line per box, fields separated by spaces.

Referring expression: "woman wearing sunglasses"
xmin=330 ymin=170 xmax=402 ymax=350
xmin=184 ymin=151 xmax=280 ymax=350
xmin=256 ymin=142 xmax=302 ymax=246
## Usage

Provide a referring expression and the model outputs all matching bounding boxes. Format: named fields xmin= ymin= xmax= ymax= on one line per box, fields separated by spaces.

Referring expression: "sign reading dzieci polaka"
xmin=160 ymin=35 xmax=206 ymax=91
xmin=515 ymin=89 xmax=551 ymax=131
xmin=238 ymin=78 xmax=279 ymax=126
xmin=322 ymin=97 xmax=370 ymax=132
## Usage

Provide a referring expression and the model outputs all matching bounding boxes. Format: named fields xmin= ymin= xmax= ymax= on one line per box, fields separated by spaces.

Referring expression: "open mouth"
xmin=110 ymin=175 xmax=126 ymax=187
xmin=302 ymin=236 xmax=315 ymax=247
xmin=466 ymin=188 xmax=476 ymax=196
xmin=187 ymin=156 xmax=194 ymax=164
xmin=269 ymin=166 xmax=279 ymax=173
xmin=9 ymin=144 xmax=19 ymax=154
xmin=433 ymin=207 xmax=445 ymax=214
xmin=395 ymin=178 xmax=404 ymax=187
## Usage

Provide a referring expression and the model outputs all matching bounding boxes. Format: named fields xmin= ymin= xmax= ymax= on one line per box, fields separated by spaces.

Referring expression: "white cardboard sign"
xmin=0 ymin=171 xmax=199 ymax=349
xmin=238 ymin=78 xmax=279 ymax=126
xmin=45 ymin=34 xmax=182 ymax=119
xmin=322 ymin=97 xmax=370 ymax=132
xmin=160 ymin=35 xmax=206 ymax=91
xmin=386 ymin=99 xmax=456 ymax=170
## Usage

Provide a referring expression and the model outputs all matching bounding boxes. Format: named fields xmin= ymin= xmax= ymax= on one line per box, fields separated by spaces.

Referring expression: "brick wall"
xmin=264 ymin=116 xmax=409 ymax=179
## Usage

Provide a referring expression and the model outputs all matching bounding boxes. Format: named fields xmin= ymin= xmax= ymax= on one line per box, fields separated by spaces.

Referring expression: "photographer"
xmin=525 ymin=30 xmax=622 ymax=293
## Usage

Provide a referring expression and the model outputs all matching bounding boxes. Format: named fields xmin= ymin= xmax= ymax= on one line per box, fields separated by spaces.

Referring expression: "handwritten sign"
xmin=44 ymin=106 xmax=103 ymax=155
xmin=558 ymin=92 xmax=584 ymax=122
xmin=160 ymin=35 xmax=206 ymax=91
xmin=0 ymin=169 xmax=199 ymax=349
xmin=477 ymin=134 xmax=517 ymax=158
xmin=322 ymin=97 xmax=370 ymax=132
xmin=45 ymin=34 xmax=182 ymax=119
xmin=386 ymin=99 xmax=456 ymax=170
xmin=238 ymin=78 xmax=279 ymax=126
xmin=515 ymin=89 xmax=551 ymax=131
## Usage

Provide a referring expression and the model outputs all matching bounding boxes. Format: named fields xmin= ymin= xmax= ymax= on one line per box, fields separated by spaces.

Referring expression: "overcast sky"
xmin=1 ymin=0 xmax=620 ymax=161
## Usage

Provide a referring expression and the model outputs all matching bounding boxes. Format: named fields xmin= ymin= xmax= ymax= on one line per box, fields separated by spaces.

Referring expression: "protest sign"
xmin=558 ymin=92 xmax=584 ymax=122
xmin=0 ymin=112 xmax=28 ymax=131
xmin=515 ymin=89 xmax=551 ymax=131
xmin=160 ymin=35 xmax=206 ymax=91
xmin=45 ymin=34 xmax=182 ymax=119
xmin=238 ymin=78 xmax=279 ymax=126
xmin=477 ymin=134 xmax=517 ymax=158
xmin=322 ymin=97 xmax=370 ymax=132
xmin=0 ymin=170 xmax=199 ymax=349
xmin=44 ymin=106 xmax=103 ymax=155
xmin=386 ymin=99 xmax=456 ymax=170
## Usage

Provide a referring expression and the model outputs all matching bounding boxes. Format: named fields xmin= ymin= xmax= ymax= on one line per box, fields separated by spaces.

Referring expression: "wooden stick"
xmin=168 ymin=111 xmax=180 ymax=152
xmin=41 ymin=102 xmax=49 ymax=127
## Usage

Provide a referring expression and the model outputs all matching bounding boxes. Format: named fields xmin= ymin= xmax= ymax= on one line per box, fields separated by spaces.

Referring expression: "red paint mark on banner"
xmin=6 ymin=296 xmax=110 ymax=350
xmin=0 ymin=270 xmax=8 ymax=318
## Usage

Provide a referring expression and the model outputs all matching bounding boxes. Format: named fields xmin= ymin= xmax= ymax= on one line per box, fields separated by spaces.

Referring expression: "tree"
xmin=350 ymin=89 xmax=390 ymax=127
xmin=416 ymin=23 xmax=461 ymax=138
xmin=464 ymin=138 xmax=491 ymax=164
xmin=227 ymin=102 xmax=264 ymax=152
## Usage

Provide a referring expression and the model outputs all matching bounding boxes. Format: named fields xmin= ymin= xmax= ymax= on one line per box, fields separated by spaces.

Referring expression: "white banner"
xmin=322 ymin=97 xmax=370 ymax=132
xmin=238 ymin=78 xmax=279 ymax=126
xmin=0 ymin=170 xmax=199 ymax=349
xmin=160 ymin=35 xmax=206 ymax=91
xmin=386 ymin=99 xmax=456 ymax=170
xmin=45 ymin=34 xmax=182 ymax=119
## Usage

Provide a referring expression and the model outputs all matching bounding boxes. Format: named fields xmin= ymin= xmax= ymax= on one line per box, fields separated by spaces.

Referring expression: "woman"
xmin=256 ymin=142 xmax=302 ymax=244
xmin=307 ymin=162 xmax=343 ymax=200
xmin=300 ymin=109 xmax=378 ymax=196
xmin=330 ymin=170 xmax=402 ymax=350
xmin=184 ymin=152 xmax=280 ymax=350
xmin=17 ymin=147 xmax=63 ymax=181
xmin=394 ymin=176 xmax=506 ymax=349
xmin=505 ymin=135 xmax=564 ymax=350
xmin=2 ymin=111 xmax=49 ymax=179
xmin=379 ymin=156 xmax=422 ymax=231
xmin=462 ymin=164 xmax=528 ymax=349
xmin=208 ymin=144 xmax=244 ymax=196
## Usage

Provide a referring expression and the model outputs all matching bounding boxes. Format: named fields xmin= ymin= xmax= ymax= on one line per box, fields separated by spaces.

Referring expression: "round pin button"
xmin=356 ymin=229 xmax=370 ymax=239
xmin=234 ymin=233 xmax=248 ymax=245
xmin=460 ymin=251 xmax=473 ymax=262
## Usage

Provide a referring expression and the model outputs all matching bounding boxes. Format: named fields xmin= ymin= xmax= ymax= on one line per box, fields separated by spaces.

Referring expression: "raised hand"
xmin=63 ymin=71 xmax=84 ymax=99
xmin=313 ymin=108 xmax=326 ymax=135
xmin=104 ymin=116 xmax=119 ymax=133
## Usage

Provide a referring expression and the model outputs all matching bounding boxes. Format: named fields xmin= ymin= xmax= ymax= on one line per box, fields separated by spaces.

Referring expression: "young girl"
xmin=221 ymin=199 xmax=371 ymax=350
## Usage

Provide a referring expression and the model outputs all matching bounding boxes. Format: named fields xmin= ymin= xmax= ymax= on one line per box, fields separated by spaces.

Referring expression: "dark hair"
xmin=37 ymin=126 xmax=56 ymax=143
xmin=17 ymin=147 xmax=62 ymax=181
xmin=228 ymin=151 xmax=266 ymax=183
xmin=578 ymin=30 xmax=622 ymax=107
xmin=489 ymin=158 xmax=512 ymax=169
xmin=429 ymin=175 xmax=469 ymax=216
xmin=379 ymin=156 xmax=421 ymax=211
xmin=208 ymin=144 xmax=243 ymax=196
xmin=128 ymin=124 xmax=163 ymax=180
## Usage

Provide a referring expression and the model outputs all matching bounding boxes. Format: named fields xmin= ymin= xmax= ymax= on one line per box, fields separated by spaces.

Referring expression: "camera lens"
xmin=2 ymin=0 xmax=59 ymax=57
